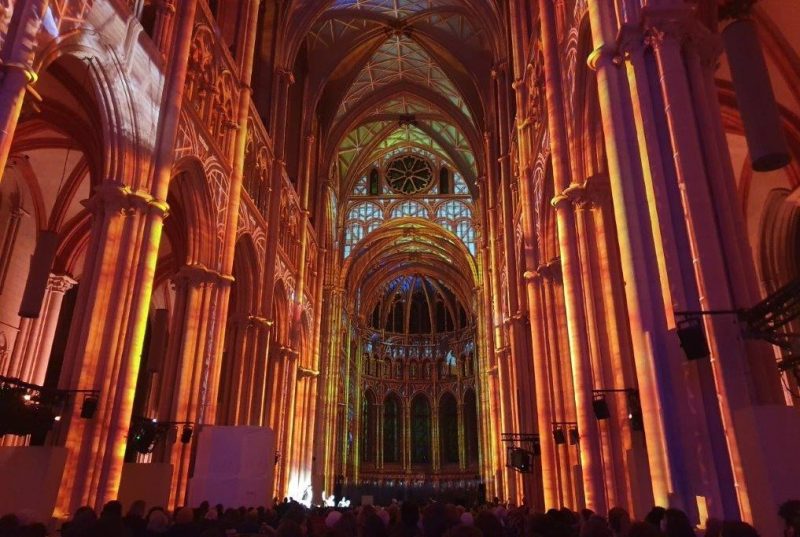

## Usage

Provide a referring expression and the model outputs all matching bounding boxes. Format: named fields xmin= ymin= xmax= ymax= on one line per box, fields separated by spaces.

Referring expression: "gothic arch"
xmin=166 ymin=158 xmax=218 ymax=268
xmin=33 ymin=31 xmax=145 ymax=192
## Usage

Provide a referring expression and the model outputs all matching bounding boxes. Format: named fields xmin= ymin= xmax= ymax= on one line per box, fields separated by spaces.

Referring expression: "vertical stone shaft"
xmin=538 ymin=0 xmax=606 ymax=513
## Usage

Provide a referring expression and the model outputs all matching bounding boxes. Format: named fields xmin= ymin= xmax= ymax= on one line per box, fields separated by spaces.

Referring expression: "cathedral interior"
xmin=0 ymin=0 xmax=800 ymax=534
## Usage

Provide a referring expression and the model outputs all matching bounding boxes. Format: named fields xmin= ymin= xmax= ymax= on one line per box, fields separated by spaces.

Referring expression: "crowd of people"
xmin=1 ymin=497 xmax=798 ymax=537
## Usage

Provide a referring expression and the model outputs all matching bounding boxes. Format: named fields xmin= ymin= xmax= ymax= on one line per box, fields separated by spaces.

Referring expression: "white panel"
xmin=0 ymin=446 xmax=67 ymax=522
xmin=188 ymin=426 xmax=275 ymax=508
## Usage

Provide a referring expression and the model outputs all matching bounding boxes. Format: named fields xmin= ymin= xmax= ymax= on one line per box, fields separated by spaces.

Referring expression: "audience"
xmin=1 ymin=494 xmax=797 ymax=537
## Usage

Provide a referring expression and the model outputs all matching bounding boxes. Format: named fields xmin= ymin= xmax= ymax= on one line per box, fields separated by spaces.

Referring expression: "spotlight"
xmin=131 ymin=419 xmax=159 ymax=454
xmin=180 ymin=425 xmax=193 ymax=444
xmin=509 ymin=448 xmax=531 ymax=472
xmin=553 ymin=427 xmax=566 ymax=445
xmin=80 ymin=395 xmax=98 ymax=419
xmin=23 ymin=394 xmax=31 ymax=401
xmin=568 ymin=427 xmax=579 ymax=445
xmin=592 ymin=396 xmax=610 ymax=420
xmin=54 ymin=415 xmax=61 ymax=422
xmin=676 ymin=317 xmax=710 ymax=360
xmin=626 ymin=391 xmax=644 ymax=432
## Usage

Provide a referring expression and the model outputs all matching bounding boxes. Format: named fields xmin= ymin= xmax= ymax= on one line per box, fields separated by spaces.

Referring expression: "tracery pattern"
xmin=336 ymin=35 xmax=472 ymax=120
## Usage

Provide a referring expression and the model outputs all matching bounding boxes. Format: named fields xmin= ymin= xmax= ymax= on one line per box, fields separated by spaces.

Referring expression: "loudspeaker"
xmin=80 ymin=396 xmax=98 ymax=419
xmin=553 ymin=428 xmax=566 ymax=445
xmin=677 ymin=318 xmax=710 ymax=360
xmin=592 ymin=397 xmax=610 ymax=420
xmin=510 ymin=448 xmax=531 ymax=472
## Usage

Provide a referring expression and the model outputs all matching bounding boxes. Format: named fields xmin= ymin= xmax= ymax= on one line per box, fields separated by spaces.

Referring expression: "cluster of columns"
xmin=0 ymin=0 xmax=324 ymax=516
xmin=487 ymin=0 xmax=800 ymax=534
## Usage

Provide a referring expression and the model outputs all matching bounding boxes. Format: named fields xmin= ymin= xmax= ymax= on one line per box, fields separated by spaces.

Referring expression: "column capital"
xmin=537 ymin=259 xmax=562 ymax=282
xmin=550 ymin=192 xmax=571 ymax=210
xmin=587 ymin=44 xmax=620 ymax=72
xmin=0 ymin=60 xmax=38 ymax=84
xmin=683 ymin=23 xmax=723 ymax=70
xmin=47 ymin=273 xmax=78 ymax=294
xmin=642 ymin=6 xmax=695 ymax=50
xmin=298 ymin=366 xmax=319 ymax=378
xmin=84 ymin=183 xmax=169 ymax=218
xmin=173 ymin=263 xmax=234 ymax=287
xmin=249 ymin=315 xmax=273 ymax=328
xmin=523 ymin=270 xmax=541 ymax=283
xmin=157 ymin=0 xmax=177 ymax=14
xmin=277 ymin=68 xmax=295 ymax=85
xmin=564 ymin=183 xmax=597 ymax=210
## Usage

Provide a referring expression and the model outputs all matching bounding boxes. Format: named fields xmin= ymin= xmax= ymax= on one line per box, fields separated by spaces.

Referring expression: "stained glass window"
xmin=436 ymin=200 xmax=472 ymax=220
xmin=362 ymin=391 xmax=377 ymax=463
xmin=439 ymin=167 xmax=450 ymax=194
xmin=343 ymin=157 xmax=475 ymax=258
xmin=411 ymin=395 xmax=431 ymax=464
xmin=439 ymin=392 xmax=459 ymax=464
xmin=354 ymin=175 xmax=368 ymax=195
xmin=453 ymin=172 xmax=469 ymax=194
xmin=456 ymin=221 xmax=476 ymax=256
xmin=464 ymin=390 xmax=479 ymax=464
xmin=344 ymin=201 xmax=384 ymax=257
xmin=384 ymin=395 xmax=402 ymax=463
xmin=386 ymin=155 xmax=433 ymax=194
xmin=369 ymin=168 xmax=381 ymax=195
xmin=391 ymin=200 xmax=428 ymax=219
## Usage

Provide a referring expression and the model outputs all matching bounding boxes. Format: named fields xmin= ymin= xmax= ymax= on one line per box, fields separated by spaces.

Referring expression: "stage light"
xmin=509 ymin=448 xmax=531 ymax=472
xmin=592 ymin=396 xmax=610 ymax=420
xmin=23 ymin=394 xmax=31 ymax=401
xmin=132 ymin=419 xmax=159 ymax=454
xmin=626 ymin=391 xmax=644 ymax=432
xmin=568 ymin=427 xmax=579 ymax=445
xmin=553 ymin=427 xmax=566 ymax=445
xmin=677 ymin=317 xmax=710 ymax=360
xmin=181 ymin=425 xmax=193 ymax=444
xmin=54 ymin=415 xmax=61 ymax=422
xmin=80 ymin=395 xmax=98 ymax=419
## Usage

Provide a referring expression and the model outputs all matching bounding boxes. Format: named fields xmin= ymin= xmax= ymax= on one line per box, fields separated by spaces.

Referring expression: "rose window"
xmin=386 ymin=155 xmax=433 ymax=194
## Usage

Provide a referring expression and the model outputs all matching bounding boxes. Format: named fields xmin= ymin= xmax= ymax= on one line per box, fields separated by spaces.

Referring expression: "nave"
xmin=0 ymin=0 xmax=799 ymax=535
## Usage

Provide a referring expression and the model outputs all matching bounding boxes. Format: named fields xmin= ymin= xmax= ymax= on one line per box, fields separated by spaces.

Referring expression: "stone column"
xmin=431 ymin=400 xmax=440 ymax=472
xmin=9 ymin=273 xmax=76 ymax=384
xmin=403 ymin=401 xmax=411 ymax=473
xmin=523 ymin=268 xmax=558 ymax=507
xmin=158 ymin=264 xmax=230 ymax=508
xmin=0 ymin=199 xmax=28 ymax=296
xmin=259 ymin=69 xmax=294 ymax=366
xmin=458 ymin=402 xmax=466 ymax=471
xmin=247 ymin=316 xmax=272 ymax=426
xmin=376 ymin=401 xmax=384 ymax=470
xmin=0 ymin=0 xmax=48 ymax=183
xmin=590 ymin=190 xmax=645 ymax=514
xmin=50 ymin=0 xmax=199 ymax=515
xmin=151 ymin=0 xmax=177 ymax=55
xmin=586 ymin=0 xmax=689 ymax=510
xmin=570 ymin=186 xmax=627 ymax=509
xmin=53 ymin=185 xmax=169 ymax=516
xmin=217 ymin=315 xmax=249 ymax=424
xmin=538 ymin=0 xmax=605 ymax=511
xmin=277 ymin=349 xmax=299 ymax=496
xmin=540 ymin=263 xmax=574 ymax=508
